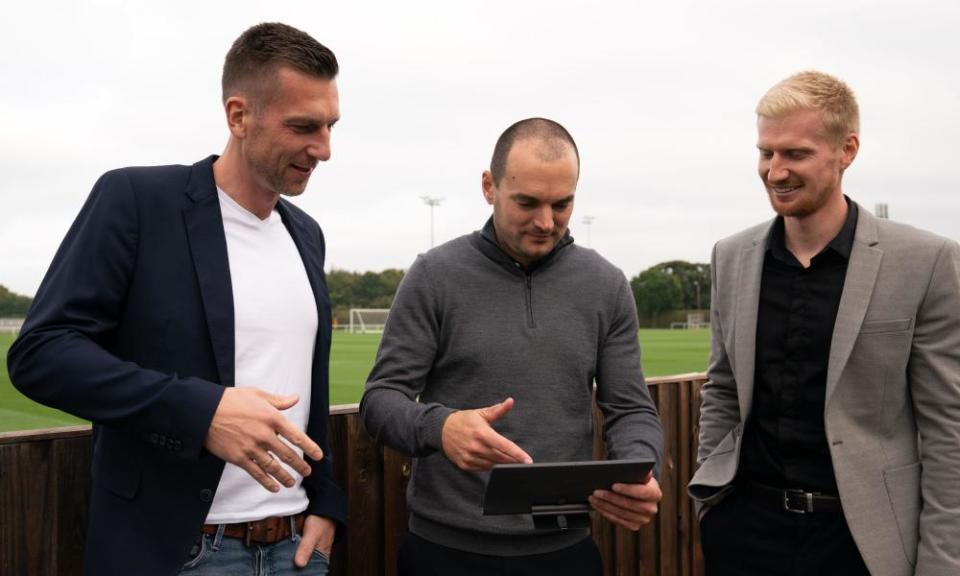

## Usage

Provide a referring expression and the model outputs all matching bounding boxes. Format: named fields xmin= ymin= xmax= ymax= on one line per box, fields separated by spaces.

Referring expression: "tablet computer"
xmin=482 ymin=459 xmax=656 ymax=529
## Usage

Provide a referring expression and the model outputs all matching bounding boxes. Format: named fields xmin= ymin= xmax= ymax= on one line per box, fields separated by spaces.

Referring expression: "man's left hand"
xmin=294 ymin=514 xmax=336 ymax=567
xmin=588 ymin=473 xmax=662 ymax=531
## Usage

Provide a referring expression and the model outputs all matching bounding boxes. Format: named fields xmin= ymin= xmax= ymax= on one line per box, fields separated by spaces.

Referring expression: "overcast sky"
xmin=2 ymin=0 xmax=958 ymax=296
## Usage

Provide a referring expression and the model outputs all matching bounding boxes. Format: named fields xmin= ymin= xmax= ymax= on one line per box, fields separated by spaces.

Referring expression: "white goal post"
xmin=348 ymin=309 xmax=391 ymax=334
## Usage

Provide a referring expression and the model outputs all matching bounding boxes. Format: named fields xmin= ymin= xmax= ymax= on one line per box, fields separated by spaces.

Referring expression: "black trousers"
xmin=397 ymin=532 xmax=603 ymax=576
xmin=699 ymin=486 xmax=871 ymax=576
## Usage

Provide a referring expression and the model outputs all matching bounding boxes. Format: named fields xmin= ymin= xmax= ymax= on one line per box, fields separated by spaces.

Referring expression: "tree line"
xmin=629 ymin=260 xmax=711 ymax=326
xmin=327 ymin=269 xmax=405 ymax=324
xmin=0 ymin=285 xmax=32 ymax=317
xmin=2 ymin=261 xmax=709 ymax=326
xmin=324 ymin=261 xmax=710 ymax=328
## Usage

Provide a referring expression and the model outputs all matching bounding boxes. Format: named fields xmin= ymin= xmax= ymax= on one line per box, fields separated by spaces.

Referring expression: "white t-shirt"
xmin=205 ymin=189 xmax=318 ymax=523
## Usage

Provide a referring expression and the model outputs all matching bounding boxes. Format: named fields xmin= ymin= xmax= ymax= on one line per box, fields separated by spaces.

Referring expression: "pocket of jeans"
xmin=180 ymin=535 xmax=209 ymax=570
xmin=311 ymin=548 xmax=331 ymax=571
xmin=311 ymin=548 xmax=330 ymax=563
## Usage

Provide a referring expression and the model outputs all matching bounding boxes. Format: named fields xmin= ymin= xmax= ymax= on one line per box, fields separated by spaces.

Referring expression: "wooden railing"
xmin=0 ymin=374 xmax=706 ymax=576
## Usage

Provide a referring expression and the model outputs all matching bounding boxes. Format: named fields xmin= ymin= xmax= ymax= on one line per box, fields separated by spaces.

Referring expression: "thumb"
xmin=294 ymin=531 xmax=315 ymax=568
xmin=479 ymin=397 xmax=515 ymax=423
xmin=262 ymin=391 xmax=299 ymax=411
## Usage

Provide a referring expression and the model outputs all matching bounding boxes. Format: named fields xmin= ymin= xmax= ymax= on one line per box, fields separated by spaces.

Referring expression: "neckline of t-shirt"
xmin=217 ymin=188 xmax=281 ymax=229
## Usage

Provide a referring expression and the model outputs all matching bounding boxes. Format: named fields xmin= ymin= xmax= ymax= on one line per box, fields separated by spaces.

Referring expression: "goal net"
xmin=348 ymin=309 xmax=391 ymax=334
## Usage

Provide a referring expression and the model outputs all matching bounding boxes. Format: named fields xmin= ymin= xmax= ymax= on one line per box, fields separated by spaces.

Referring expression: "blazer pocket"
xmin=92 ymin=431 xmax=143 ymax=501
xmin=860 ymin=318 xmax=912 ymax=335
xmin=883 ymin=461 xmax=921 ymax=567
xmin=704 ymin=424 xmax=741 ymax=458
xmin=689 ymin=426 xmax=741 ymax=503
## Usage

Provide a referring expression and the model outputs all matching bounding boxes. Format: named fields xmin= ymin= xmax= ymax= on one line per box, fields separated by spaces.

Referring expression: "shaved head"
xmin=489 ymin=118 xmax=580 ymax=185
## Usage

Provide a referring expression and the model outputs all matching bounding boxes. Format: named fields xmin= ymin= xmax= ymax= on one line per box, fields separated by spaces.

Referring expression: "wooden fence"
xmin=0 ymin=374 xmax=706 ymax=576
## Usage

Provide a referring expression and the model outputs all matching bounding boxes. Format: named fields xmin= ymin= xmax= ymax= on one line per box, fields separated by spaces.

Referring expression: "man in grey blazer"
xmin=688 ymin=71 xmax=960 ymax=576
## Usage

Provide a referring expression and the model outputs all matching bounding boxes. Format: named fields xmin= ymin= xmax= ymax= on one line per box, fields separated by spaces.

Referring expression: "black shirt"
xmin=739 ymin=200 xmax=858 ymax=493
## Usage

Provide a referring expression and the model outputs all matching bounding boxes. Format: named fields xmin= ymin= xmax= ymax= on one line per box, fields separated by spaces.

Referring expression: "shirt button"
xmin=199 ymin=489 xmax=214 ymax=502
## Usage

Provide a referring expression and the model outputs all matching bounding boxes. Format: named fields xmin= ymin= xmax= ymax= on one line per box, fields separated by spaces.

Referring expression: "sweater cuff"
xmin=422 ymin=405 xmax=456 ymax=452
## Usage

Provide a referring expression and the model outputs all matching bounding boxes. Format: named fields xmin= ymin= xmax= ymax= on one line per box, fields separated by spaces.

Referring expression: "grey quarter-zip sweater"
xmin=360 ymin=218 xmax=663 ymax=556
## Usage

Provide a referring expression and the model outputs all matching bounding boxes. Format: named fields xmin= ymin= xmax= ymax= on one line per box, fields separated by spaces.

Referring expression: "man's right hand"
xmin=204 ymin=388 xmax=323 ymax=492
xmin=441 ymin=397 xmax=533 ymax=471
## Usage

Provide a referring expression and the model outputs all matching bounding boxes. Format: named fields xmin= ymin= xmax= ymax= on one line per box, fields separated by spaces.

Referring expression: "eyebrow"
xmin=284 ymin=115 xmax=340 ymax=126
xmin=511 ymin=193 xmax=575 ymax=204
xmin=756 ymin=144 xmax=815 ymax=152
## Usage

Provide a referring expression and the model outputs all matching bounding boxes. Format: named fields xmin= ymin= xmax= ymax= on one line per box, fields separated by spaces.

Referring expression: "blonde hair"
xmin=756 ymin=71 xmax=859 ymax=144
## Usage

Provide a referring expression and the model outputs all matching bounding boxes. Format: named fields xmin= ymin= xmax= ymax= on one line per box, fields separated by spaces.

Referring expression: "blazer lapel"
xmin=182 ymin=157 xmax=235 ymax=387
xmin=275 ymin=200 xmax=327 ymax=310
xmin=733 ymin=223 xmax=771 ymax=421
xmin=825 ymin=208 xmax=882 ymax=406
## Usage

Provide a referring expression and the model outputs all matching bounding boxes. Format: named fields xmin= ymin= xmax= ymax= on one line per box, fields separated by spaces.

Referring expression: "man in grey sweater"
xmin=360 ymin=118 xmax=664 ymax=574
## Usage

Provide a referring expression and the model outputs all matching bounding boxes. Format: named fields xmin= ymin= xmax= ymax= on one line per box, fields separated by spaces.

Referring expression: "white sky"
xmin=2 ymin=0 xmax=958 ymax=296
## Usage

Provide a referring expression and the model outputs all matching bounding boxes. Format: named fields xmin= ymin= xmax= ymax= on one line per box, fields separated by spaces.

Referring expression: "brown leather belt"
xmin=202 ymin=514 xmax=305 ymax=546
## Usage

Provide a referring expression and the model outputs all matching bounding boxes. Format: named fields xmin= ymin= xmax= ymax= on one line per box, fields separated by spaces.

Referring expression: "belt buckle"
xmin=783 ymin=489 xmax=814 ymax=514
xmin=244 ymin=522 xmax=254 ymax=547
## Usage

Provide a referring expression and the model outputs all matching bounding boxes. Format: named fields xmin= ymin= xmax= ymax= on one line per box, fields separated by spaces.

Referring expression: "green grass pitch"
xmin=0 ymin=332 xmax=87 ymax=431
xmin=1 ymin=329 xmax=709 ymax=433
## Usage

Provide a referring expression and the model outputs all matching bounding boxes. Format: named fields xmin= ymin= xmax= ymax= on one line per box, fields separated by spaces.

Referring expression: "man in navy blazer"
xmin=8 ymin=23 xmax=346 ymax=575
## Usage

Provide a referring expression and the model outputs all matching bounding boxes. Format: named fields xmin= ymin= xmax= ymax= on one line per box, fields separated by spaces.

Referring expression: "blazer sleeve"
xmin=6 ymin=169 xmax=223 ymax=461
xmin=696 ymin=242 xmax=742 ymax=464
xmin=909 ymin=239 xmax=960 ymax=574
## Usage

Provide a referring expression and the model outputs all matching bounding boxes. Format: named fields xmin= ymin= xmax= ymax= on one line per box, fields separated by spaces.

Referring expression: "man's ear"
xmin=840 ymin=132 xmax=860 ymax=170
xmin=225 ymin=96 xmax=250 ymax=138
xmin=481 ymin=170 xmax=496 ymax=206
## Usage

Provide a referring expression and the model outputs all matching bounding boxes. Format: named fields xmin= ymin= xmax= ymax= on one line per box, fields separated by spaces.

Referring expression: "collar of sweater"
xmin=471 ymin=216 xmax=574 ymax=275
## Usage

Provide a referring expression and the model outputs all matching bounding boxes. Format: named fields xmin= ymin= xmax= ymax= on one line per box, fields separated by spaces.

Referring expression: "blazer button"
xmin=199 ymin=489 xmax=214 ymax=502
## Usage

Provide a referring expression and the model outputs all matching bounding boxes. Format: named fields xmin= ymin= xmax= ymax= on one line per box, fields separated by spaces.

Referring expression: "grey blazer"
xmin=688 ymin=204 xmax=960 ymax=576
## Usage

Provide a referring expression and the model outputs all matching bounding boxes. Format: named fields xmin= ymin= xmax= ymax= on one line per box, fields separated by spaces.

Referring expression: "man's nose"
xmin=307 ymin=129 xmax=332 ymax=162
xmin=532 ymin=206 xmax=554 ymax=232
xmin=766 ymin=155 xmax=789 ymax=182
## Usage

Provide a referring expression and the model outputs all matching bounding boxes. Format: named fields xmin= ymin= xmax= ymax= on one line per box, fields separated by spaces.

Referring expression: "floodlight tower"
xmin=421 ymin=195 xmax=444 ymax=248
xmin=581 ymin=215 xmax=596 ymax=248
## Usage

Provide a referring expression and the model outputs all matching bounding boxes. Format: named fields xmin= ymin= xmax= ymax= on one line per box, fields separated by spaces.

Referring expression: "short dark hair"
xmin=222 ymin=22 xmax=338 ymax=105
xmin=489 ymin=118 xmax=580 ymax=185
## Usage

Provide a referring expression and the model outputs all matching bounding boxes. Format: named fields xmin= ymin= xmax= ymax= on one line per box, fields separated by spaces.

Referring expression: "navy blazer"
xmin=8 ymin=156 xmax=347 ymax=575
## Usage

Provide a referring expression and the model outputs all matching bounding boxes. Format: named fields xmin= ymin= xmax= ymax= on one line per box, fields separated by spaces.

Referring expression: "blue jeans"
xmin=178 ymin=520 xmax=330 ymax=575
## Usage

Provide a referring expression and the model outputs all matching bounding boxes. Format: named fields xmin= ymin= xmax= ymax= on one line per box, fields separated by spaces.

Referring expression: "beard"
xmin=765 ymin=181 xmax=834 ymax=219
xmin=248 ymin=154 xmax=311 ymax=198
